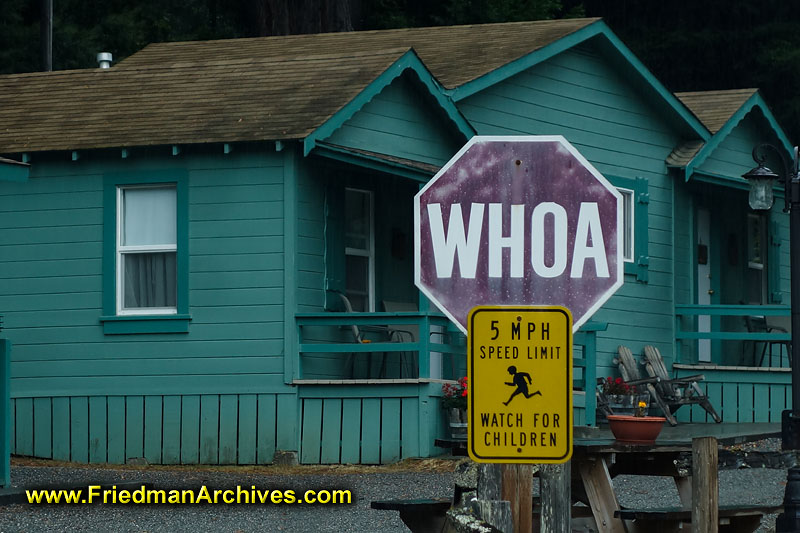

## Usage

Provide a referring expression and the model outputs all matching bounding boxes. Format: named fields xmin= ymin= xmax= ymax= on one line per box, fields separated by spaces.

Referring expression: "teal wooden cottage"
xmin=0 ymin=18 xmax=794 ymax=465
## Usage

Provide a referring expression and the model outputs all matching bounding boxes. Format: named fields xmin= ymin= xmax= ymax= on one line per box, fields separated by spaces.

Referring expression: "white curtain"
xmin=123 ymin=253 xmax=177 ymax=308
xmin=123 ymin=187 xmax=176 ymax=246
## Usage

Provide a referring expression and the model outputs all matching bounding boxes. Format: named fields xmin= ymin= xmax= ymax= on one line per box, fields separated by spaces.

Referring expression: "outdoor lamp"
xmin=742 ymin=143 xmax=800 ymax=212
xmin=742 ymin=158 xmax=777 ymax=210
xmin=744 ymin=143 xmax=800 ymax=532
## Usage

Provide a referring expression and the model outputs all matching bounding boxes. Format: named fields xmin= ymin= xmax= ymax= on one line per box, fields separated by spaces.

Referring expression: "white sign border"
xmin=414 ymin=135 xmax=624 ymax=334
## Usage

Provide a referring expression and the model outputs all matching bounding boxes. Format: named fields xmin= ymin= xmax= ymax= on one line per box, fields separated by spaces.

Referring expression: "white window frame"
xmin=116 ymin=184 xmax=178 ymax=316
xmin=618 ymin=187 xmax=635 ymax=263
xmin=344 ymin=187 xmax=375 ymax=312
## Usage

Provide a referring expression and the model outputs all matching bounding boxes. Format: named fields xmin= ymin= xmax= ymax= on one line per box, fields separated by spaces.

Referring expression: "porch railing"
xmin=573 ymin=321 xmax=607 ymax=427
xmin=675 ymin=304 xmax=791 ymax=365
xmin=294 ymin=312 xmax=466 ymax=381
xmin=295 ymin=312 xmax=605 ymax=425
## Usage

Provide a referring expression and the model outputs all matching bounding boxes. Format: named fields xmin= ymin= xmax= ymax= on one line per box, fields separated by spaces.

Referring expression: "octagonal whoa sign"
xmin=414 ymin=136 xmax=623 ymax=333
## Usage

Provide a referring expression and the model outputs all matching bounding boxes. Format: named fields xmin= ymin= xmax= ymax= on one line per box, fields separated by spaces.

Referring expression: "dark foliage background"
xmin=1 ymin=0 xmax=798 ymax=142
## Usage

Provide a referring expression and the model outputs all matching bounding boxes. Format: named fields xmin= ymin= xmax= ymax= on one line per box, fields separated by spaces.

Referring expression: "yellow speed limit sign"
xmin=467 ymin=306 xmax=572 ymax=463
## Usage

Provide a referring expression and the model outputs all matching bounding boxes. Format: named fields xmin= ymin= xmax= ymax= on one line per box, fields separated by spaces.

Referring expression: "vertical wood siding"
xmin=297 ymin=384 xmax=445 ymax=465
xmin=458 ymin=43 xmax=681 ymax=375
xmin=11 ymin=393 xmax=287 ymax=464
xmin=674 ymin=368 xmax=790 ymax=424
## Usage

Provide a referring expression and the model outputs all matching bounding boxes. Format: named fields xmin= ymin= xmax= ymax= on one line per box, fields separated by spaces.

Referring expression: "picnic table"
xmin=571 ymin=422 xmax=782 ymax=533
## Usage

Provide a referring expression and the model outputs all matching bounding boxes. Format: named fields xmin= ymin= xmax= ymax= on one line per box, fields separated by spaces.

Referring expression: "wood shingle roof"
xmin=0 ymin=18 xmax=598 ymax=154
xmin=667 ymin=89 xmax=759 ymax=167
xmin=117 ymin=18 xmax=599 ymax=89
xmin=676 ymin=88 xmax=758 ymax=134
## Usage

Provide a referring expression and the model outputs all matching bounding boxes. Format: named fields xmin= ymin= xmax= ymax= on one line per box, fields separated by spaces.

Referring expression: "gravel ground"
xmin=0 ymin=441 xmax=790 ymax=532
xmin=0 ymin=459 xmax=456 ymax=533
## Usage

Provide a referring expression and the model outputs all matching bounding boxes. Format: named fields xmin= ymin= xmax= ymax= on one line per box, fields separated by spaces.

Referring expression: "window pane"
xmin=620 ymin=190 xmax=633 ymax=261
xmin=123 ymin=252 xmax=177 ymax=309
xmin=345 ymin=189 xmax=370 ymax=250
xmin=123 ymin=187 xmax=177 ymax=246
xmin=345 ymin=255 xmax=369 ymax=312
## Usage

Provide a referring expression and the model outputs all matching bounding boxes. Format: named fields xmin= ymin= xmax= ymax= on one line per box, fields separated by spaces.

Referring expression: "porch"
xmin=673 ymin=304 xmax=792 ymax=423
xmin=293 ymin=310 xmax=606 ymax=463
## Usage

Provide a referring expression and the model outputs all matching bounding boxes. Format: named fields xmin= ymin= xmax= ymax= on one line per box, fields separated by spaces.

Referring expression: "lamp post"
xmin=742 ymin=143 xmax=800 ymax=532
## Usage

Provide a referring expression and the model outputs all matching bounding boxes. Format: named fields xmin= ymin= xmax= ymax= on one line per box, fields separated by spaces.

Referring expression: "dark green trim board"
xmin=323 ymin=184 xmax=345 ymax=311
xmin=99 ymin=315 xmax=192 ymax=334
xmin=101 ymin=170 xmax=190 ymax=334
xmin=313 ymin=144 xmax=434 ymax=183
xmin=283 ymin=147 xmax=298 ymax=383
xmin=686 ymin=92 xmax=794 ymax=181
xmin=450 ymin=20 xmax=709 ymax=141
xmin=0 ymin=158 xmax=29 ymax=182
xmin=304 ymin=50 xmax=475 ymax=156
xmin=607 ymin=175 xmax=649 ymax=282
xmin=1 ymin=340 xmax=10 ymax=487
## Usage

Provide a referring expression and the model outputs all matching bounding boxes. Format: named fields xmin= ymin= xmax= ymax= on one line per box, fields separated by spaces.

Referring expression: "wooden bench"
xmin=371 ymin=498 xmax=452 ymax=533
xmin=434 ymin=438 xmax=467 ymax=456
xmin=615 ymin=504 xmax=782 ymax=532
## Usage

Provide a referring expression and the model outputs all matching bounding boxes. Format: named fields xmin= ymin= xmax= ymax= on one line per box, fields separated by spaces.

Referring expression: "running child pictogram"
xmin=503 ymin=365 xmax=542 ymax=406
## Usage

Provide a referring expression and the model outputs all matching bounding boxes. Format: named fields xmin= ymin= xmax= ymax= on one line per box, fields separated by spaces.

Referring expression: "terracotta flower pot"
xmin=607 ymin=414 xmax=666 ymax=444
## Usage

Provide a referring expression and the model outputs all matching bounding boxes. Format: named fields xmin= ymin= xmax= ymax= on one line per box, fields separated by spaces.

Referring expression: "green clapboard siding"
xmin=2 ymin=151 xmax=294 ymax=402
xmin=323 ymin=72 xmax=462 ymax=167
xmin=1 ymin=149 xmax=300 ymax=465
xmin=696 ymin=111 xmax=781 ymax=179
xmin=458 ymin=42 xmax=681 ymax=370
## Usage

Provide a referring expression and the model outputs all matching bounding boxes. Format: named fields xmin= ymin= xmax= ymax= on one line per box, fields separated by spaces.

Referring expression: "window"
xmin=618 ymin=187 xmax=634 ymax=263
xmin=101 ymin=171 xmax=190 ymax=334
xmin=746 ymin=213 xmax=768 ymax=304
xmin=117 ymin=186 xmax=177 ymax=314
xmin=608 ymin=176 xmax=649 ymax=282
xmin=344 ymin=188 xmax=374 ymax=311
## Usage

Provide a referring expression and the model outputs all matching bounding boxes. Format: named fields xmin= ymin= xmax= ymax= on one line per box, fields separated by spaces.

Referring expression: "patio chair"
xmin=641 ymin=345 xmax=722 ymax=426
xmin=606 ymin=346 xmax=664 ymax=416
xmin=381 ymin=301 xmax=419 ymax=378
xmin=332 ymin=291 xmax=413 ymax=378
xmin=333 ymin=291 xmax=375 ymax=378
xmin=744 ymin=315 xmax=791 ymax=367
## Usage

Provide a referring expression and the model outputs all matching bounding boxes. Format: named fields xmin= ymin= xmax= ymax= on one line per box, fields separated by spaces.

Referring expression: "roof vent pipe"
xmin=97 ymin=52 xmax=112 ymax=69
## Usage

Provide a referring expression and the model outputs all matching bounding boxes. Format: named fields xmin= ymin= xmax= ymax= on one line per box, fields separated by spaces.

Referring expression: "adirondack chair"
xmin=606 ymin=345 xmax=664 ymax=416
xmin=642 ymin=345 xmax=722 ymax=426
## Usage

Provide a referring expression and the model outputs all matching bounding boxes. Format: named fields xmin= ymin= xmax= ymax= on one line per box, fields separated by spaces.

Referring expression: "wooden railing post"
xmin=583 ymin=330 xmax=598 ymax=427
xmin=418 ymin=314 xmax=431 ymax=380
xmin=692 ymin=436 xmax=718 ymax=532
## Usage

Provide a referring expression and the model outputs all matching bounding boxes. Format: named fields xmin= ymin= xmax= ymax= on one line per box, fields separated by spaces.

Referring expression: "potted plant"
xmin=600 ymin=376 xmax=650 ymax=416
xmin=442 ymin=377 xmax=468 ymax=440
xmin=607 ymin=400 xmax=666 ymax=444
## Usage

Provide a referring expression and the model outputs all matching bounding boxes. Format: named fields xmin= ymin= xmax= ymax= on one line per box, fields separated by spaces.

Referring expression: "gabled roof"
xmin=0 ymin=48 xmax=410 ymax=153
xmin=117 ymin=18 xmax=599 ymax=89
xmin=666 ymin=89 xmax=793 ymax=178
xmin=0 ymin=17 xmax=710 ymax=155
xmin=677 ymin=89 xmax=757 ymax=133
